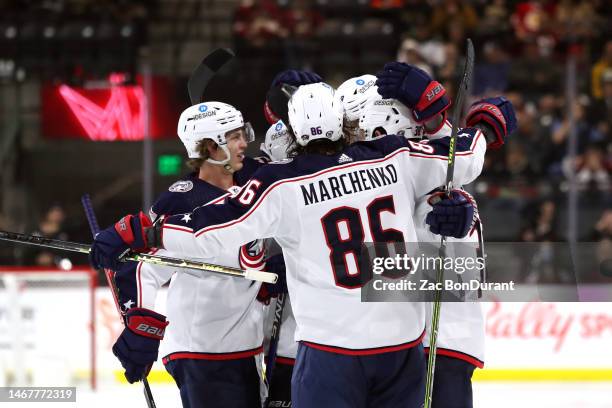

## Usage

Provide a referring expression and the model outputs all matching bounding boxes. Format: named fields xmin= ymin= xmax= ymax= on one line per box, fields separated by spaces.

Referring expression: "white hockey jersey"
xmin=116 ymin=163 xmax=267 ymax=362
xmin=415 ymin=122 xmax=485 ymax=367
xmin=415 ymin=196 xmax=486 ymax=367
xmin=161 ymin=131 xmax=486 ymax=354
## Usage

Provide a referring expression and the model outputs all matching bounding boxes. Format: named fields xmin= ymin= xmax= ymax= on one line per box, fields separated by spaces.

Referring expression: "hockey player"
xmin=93 ymin=101 xmax=270 ymax=408
xmin=359 ymin=80 xmax=516 ymax=406
xmin=91 ymin=64 xmax=514 ymax=407
xmin=335 ymin=74 xmax=380 ymax=142
xmin=257 ymin=120 xmax=299 ymax=408
xmin=359 ymin=94 xmax=485 ymax=408
xmin=92 ymin=68 xmax=320 ymax=408
xmin=418 ymin=96 xmax=515 ymax=408
xmin=259 ymin=120 xmax=293 ymax=163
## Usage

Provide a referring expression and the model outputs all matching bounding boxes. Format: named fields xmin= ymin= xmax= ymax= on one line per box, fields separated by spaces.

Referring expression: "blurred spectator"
xmin=430 ymin=0 xmax=478 ymax=39
xmin=594 ymin=210 xmax=612 ymax=279
xmin=543 ymin=99 xmax=595 ymax=177
xmin=411 ymin=24 xmax=446 ymax=69
xmin=591 ymin=40 xmax=612 ymax=99
xmin=554 ymin=0 xmax=602 ymax=44
xmin=370 ymin=0 xmax=405 ymax=9
xmin=478 ymin=0 xmax=511 ymax=37
xmin=518 ymin=199 xmax=562 ymax=283
xmin=437 ymin=42 xmax=459 ymax=84
xmin=233 ymin=0 xmax=290 ymax=54
xmin=22 ymin=205 xmax=71 ymax=267
xmin=396 ymin=38 xmax=432 ymax=74
xmin=564 ymin=145 xmax=611 ymax=193
xmin=510 ymin=0 xmax=556 ymax=42
xmin=509 ymin=41 xmax=562 ymax=96
xmin=587 ymin=69 xmax=612 ymax=141
xmin=287 ymin=0 xmax=323 ymax=39
xmin=473 ymin=41 xmax=510 ymax=96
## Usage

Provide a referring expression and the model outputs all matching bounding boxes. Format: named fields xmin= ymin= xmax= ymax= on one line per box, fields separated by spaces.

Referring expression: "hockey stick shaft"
xmin=80 ymin=195 xmax=157 ymax=408
xmin=0 ymin=229 xmax=278 ymax=284
xmin=423 ymin=38 xmax=475 ymax=408
xmin=264 ymin=292 xmax=286 ymax=404
xmin=81 ymin=195 xmax=122 ymax=317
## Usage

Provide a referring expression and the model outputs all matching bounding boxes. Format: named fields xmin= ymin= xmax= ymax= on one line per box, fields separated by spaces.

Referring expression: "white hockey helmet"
xmin=261 ymin=120 xmax=293 ymax=161
xmin=287 ymin=83 xmax=343 ymax=147
xmin=177 ymin=101 xmax=254 ymax=165
xmin=358 ymin=95 xmax=424 ymax=141
xmin=335 ymin=74 xmax=379 ymax=123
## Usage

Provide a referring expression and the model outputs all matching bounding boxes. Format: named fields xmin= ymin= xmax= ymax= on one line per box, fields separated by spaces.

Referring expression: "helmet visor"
xmin=225 ymin=122 xmax=255 ymax=144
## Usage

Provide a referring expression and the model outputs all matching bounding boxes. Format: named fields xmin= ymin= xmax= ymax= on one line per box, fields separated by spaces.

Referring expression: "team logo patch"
xmin=169 ymin=180 xmax=193 ymax=193
xmin=275 ymin=122 xmax=283 ymax=131
xmin=198 ymin=104 xmax=208 ymax=112
xmin=356 ymin=79 xmax=365 ymax=85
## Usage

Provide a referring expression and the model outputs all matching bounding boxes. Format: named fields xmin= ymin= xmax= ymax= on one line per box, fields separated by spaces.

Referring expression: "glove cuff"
xmin=413 ymin=93 xmax=451 ymax=123
xmin=125 ymin=308 xmax=168 ymax=340
xmin=466 ymin=102 xmax=506 ymax=149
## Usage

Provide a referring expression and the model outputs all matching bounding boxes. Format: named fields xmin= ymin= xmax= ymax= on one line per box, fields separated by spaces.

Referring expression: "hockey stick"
xmin=264 ymin=292 xmax=286 ymax=407
xmin=188 ymin=48 xmax=235 ymax=104
xmin=0 ymin=230 xmax=278 ymax=283
xmin=80 ymin=195 xmax=157 ymax=408
xmin=423 ymin=38 xmax=475 ymax=408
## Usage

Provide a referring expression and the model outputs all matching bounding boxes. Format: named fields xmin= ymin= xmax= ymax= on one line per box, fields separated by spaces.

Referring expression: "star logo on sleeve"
xmin=181 ymin=214 xmax=192 ymax=223
xmin=123 ymin=299 xmax=135 ymax=310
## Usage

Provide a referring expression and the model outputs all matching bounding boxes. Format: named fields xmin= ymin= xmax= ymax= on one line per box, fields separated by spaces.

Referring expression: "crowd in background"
xmin=233 ymin=0 xmax=610 ymax=245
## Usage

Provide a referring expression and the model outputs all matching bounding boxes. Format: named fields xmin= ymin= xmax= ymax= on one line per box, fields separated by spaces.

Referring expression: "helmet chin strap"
xmin=205 ymin=144 xmax=236 ymax=173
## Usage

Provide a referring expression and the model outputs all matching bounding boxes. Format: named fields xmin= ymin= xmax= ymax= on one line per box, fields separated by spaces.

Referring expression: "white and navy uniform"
xmin=113 ymin=158 xmax=268 ymax=408
xmin=160 ymin=131 xmax=486 ymax=408
xmin=417 ymin=121 xmax=485 ymax=368
xmin=416 ymin=197 xmax=486 ymax=363
xmin=415 ymin=121 xmax=485 ymax=408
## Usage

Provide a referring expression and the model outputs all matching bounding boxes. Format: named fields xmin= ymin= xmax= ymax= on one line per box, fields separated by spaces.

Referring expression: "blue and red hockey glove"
xmin=112 ymin=308 xmax=168 ymax=383
xmin=256 ymin=254 xmax=288 ymax=304
xmin=466 ymin=96 xmax=516 ymax=149
xmin=375 ymin=62 xmax=451 ymax=123
xmin=89 ymin=212 xmax=158 ymax=271
xmin=264 ymin=70 xmax=323 ymax=124
xmin=426 ymin=189 xmax=478 ymax=239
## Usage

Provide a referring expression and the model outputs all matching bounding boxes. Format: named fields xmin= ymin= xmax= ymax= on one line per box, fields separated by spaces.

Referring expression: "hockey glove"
xmin=256 ymin=254 xmax=288 ymax=304
xmin=264 ymin=70 xmax=323 ymax=124
xmin=466 ymin=96 xmax=516 ymax=149
xmin=112 ymin=308 xmax=168 ymax=384
xmin=426 ymin=190 xmax=477 ymax=239
xmin=89 ymin=211 xmax=156 ymax=270
xmin=375 ymin=62 xmax=450 ymax=123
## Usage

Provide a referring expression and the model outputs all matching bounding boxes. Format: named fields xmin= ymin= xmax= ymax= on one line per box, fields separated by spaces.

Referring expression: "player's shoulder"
xmin=152 ymin=173 xmax=224 ymax=217
xmin=346 ymin=134 xmax=409 ymax=159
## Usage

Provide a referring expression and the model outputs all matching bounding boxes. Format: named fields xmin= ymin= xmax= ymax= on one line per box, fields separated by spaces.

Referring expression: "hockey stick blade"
xmin=244 ymin=268 xmax=278 ymax=284
xmin=188 ymin=48 xmax=235 ymax=104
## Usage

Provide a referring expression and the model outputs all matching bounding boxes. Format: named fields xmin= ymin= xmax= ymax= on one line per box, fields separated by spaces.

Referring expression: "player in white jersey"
xmin=91 ymin=65 xmax=514 ymax=407
xmin=359 ymin=89 xmax=516 ymax=407
xmin=259 ymin=120 xmax=299 ymax=408
xmin=91 ymin=101 xmax=271 ymax=408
